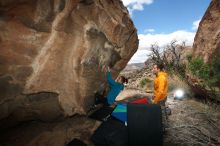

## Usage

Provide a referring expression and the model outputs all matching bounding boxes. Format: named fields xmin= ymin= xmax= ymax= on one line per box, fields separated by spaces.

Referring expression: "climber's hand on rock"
xmin=107 ymin=66 xmax=111 ymax=72
xmin=101 ymin=65 xmax=107 ymax=72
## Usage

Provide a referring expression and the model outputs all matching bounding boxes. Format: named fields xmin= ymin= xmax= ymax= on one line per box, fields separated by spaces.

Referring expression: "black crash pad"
xmin=89 ymin=106 xmax=114 ymax=122
xmin=92 ymin=118 xmax=128 ymax=146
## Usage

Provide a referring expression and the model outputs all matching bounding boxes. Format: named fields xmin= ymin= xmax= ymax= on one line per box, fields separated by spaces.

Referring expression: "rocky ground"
xmin=1 ymin=91 xmax=220 ymax=146
xmin=123 ymin=67 xmax=220 ymax=146
xmin=1 ymin=67 xmax=220 ymax=146
xmin=164 ymin=97 xmax=220 ymax=146
xmin=0 ymin=116 xmax=101 ymax=146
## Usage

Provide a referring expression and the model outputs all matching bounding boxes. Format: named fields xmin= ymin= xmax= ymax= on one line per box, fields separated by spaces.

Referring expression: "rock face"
xmin=0 ymin=0 xmax=138 ymax=126
xmin=0 ymin=116 xmax=101 ymax=146
xmin=193 ymin=0 xmax=220 ymax=63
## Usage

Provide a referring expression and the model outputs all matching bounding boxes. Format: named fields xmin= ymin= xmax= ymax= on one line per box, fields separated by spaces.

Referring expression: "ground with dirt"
xmin=1 ymin=92 xmax=220 ymax=146
xmin=1 ymin=66 xmax=220 ymax=146
xmin=123 ymin=67 xmax=220 ymax=146
xmin=164 ymin=97 xmax=220 ymax=146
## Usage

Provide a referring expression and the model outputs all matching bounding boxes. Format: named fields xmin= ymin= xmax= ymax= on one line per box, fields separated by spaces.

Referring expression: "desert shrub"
xmin=147 ymin=40 xmax=220 ymax=100
xmin=188 ymin=54 xmax=220 ymax=90
xmin=208 ymin=54 xmax=220 ymax=88
xmin=168 ymin=75 xmax=193 ymax=97
xmin=139 ymin=78 xmax=151 ymax=88
xmin=186 ymin=54 xmax=193 ymax=62
xmin=188 ymin=57 xmax=209 ymax=79
xmin=148 ymin=41 xmax=186 ymax=78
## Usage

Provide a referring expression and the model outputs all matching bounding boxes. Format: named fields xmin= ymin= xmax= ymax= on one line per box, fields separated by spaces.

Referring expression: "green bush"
xmin=139 ymin=78 xmax=151 ymax=88
xmin=189 ymin=57 xmax=204 ymax=76
xmin=188 ymin=57 xmax=209 ymax=79
xmin=186 ymin=54 xmax=193 ymax=62
xmin=208 ymin=54 xmax=220 ymax=88
xmin=188 ymin=54 xmax=220 ymax=89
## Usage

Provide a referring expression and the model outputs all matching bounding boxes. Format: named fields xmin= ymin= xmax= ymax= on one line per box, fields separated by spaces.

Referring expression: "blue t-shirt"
xmin=106 ymin=71 xmax=124 ymax=105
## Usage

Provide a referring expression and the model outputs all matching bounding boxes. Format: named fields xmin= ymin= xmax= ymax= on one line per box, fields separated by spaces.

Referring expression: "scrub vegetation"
xmin=148 ymin=41 xmax=220 ymax=102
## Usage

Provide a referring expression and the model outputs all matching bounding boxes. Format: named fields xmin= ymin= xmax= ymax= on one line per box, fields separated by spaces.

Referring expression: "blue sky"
xmin=121 ymin=0 xmax=211 ymax=64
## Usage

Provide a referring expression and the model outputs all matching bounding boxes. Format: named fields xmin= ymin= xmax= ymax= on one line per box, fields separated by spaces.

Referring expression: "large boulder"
xmin=193 ymin=0 xmax=220 ymax=63
xmin=0 ymin=0 xmax=138 ymax=126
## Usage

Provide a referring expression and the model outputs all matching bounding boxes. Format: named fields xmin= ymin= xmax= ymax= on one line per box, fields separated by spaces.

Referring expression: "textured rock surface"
xmin=0 ymin=116 xmax=101 ymax=146
xmin=0 ymin=0 xmax=138 ymax=126
xmin=193 ymin=0 xmax=220 ymax=63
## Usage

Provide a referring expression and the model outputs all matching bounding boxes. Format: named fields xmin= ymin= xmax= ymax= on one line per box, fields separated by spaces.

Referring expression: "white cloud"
xmin=128 ymin=30 xmax=196 ymax=64
xmin=192 ymin=19 xmax=201 ymax=30
xmin=122 ymin=0 xmax=153 ymax=6
xmin=138 ymin=30 xmax=195 ymax=49
xmin=122 ymin=0 xmax=153 ymax=15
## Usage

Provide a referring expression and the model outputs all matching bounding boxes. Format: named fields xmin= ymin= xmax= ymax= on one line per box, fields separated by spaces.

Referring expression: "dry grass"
xmin=164 ymin=98 xmax=220 ymax=146
xmin=168 ymin=74 xmax=194 ymax=100
xmin=122 ymin=68 xmax=220 ymax=146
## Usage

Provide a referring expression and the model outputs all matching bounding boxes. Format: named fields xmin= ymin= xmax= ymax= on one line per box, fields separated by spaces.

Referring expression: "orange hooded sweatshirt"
xmin=153 ymin=71 xmax=168 ymax=104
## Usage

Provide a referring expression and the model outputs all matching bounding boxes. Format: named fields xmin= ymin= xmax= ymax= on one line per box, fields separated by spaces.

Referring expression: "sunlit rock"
xmin=0 ymin=0 xmax=138 ymax=127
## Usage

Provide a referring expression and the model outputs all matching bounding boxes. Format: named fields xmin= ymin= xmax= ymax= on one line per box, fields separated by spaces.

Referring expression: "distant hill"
xmin=123 ymin=63 xmax=145 ymax=72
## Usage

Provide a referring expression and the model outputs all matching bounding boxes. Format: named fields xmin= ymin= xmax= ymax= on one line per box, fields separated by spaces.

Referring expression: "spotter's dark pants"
xmin=158 ymin=98 xmax=168 ymax=129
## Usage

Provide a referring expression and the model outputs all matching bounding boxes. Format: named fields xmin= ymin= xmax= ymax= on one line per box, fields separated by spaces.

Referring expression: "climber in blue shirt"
xmin=106 ymin=68 xmax=127 ymax=105
xmin=93 ymin=66 xmax=128 ymax=106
